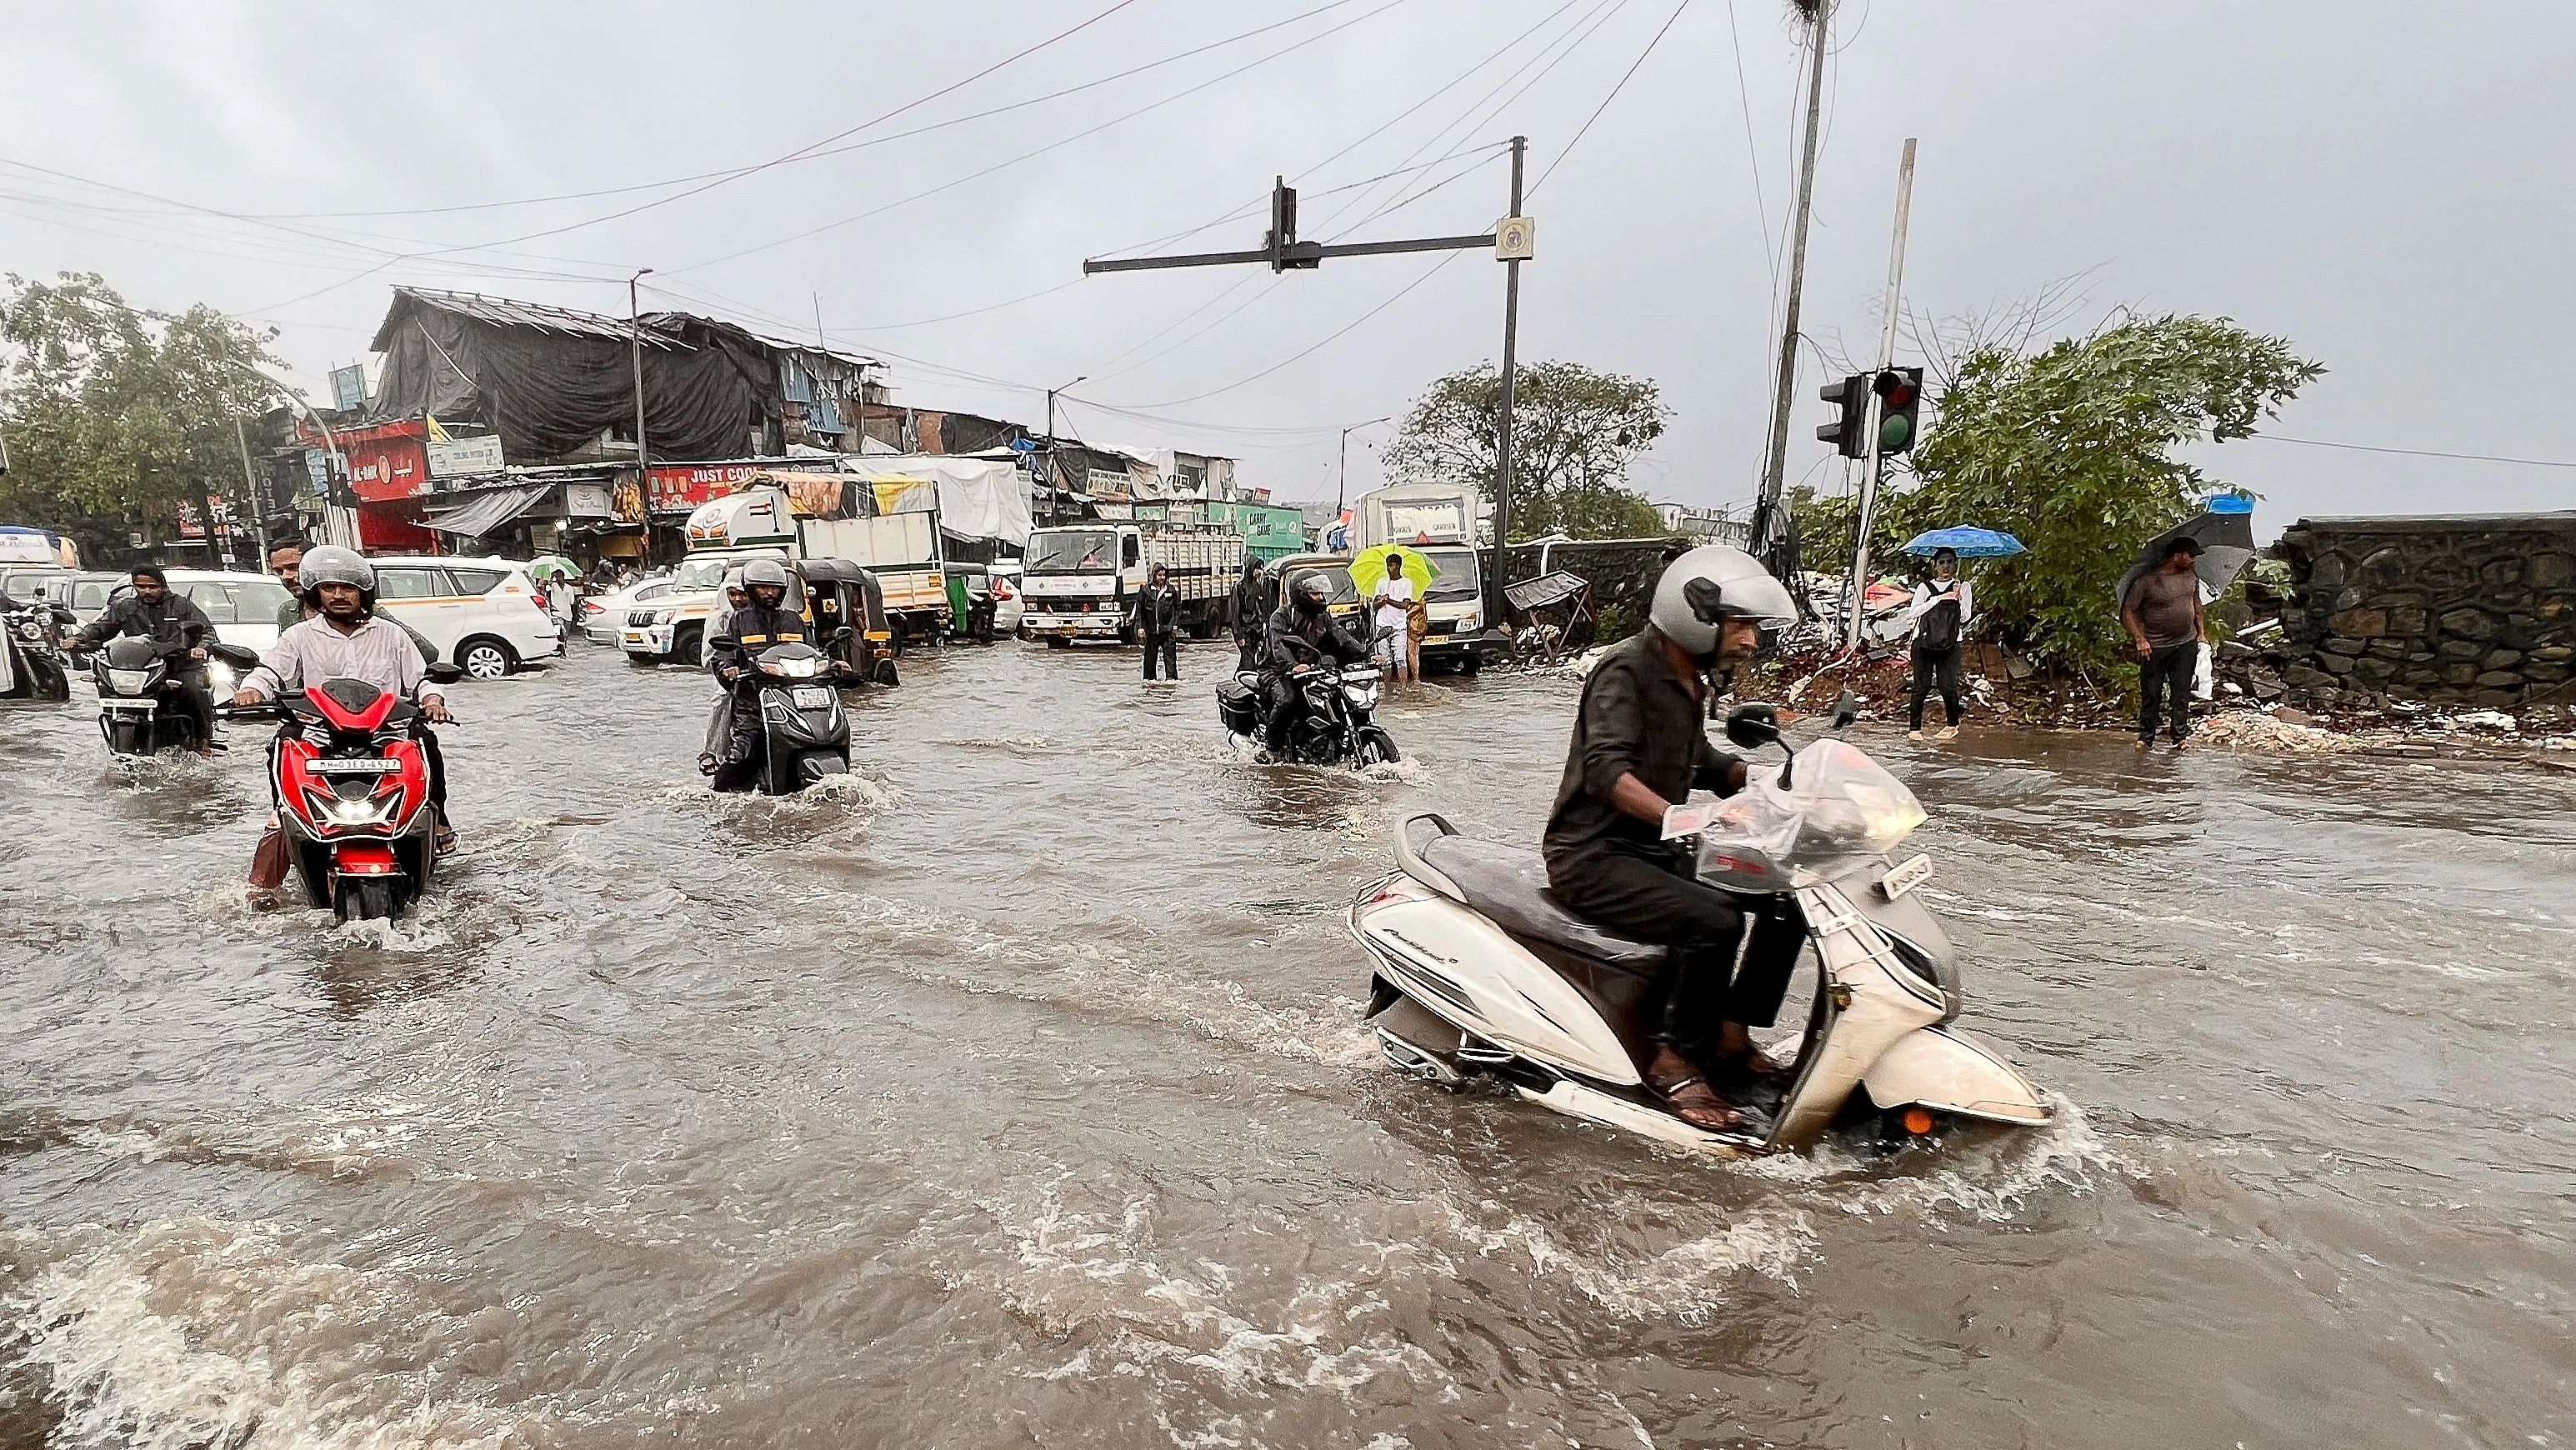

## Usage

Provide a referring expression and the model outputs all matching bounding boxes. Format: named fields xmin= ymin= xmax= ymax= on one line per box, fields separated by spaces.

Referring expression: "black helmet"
xmin=1292 ymin=574 xmax=1330 ymax=612
xmin=298 ymin=545 xmax=377 ymax=614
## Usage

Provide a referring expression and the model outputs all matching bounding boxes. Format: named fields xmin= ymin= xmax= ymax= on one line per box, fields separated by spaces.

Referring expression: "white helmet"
xmin=742 ymin=558 xmax=791 ymax=591
xmin=1648 ymin=545 xmax=1796 ymax=659
xmin=298 ymin=545 xmax=377 ymax=611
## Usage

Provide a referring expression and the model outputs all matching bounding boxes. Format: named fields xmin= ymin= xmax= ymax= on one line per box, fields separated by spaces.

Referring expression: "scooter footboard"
xmin=1860 ymin=1026 xmax=2051 ymax=1125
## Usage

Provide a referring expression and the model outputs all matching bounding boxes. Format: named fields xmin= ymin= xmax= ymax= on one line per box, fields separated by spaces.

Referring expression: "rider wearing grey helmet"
xmin=703 ymin=557 xmax=813 ymax=787
xmin=1539 ymin=545 xmax=1803 ymax=1132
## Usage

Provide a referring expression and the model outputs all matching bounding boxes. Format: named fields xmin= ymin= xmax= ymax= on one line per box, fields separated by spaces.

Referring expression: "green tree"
xmin=1381 ymin=359 xmax=1668 ymax=540
xmin=1 ymin=272 xmax=283 ymax=554
xmin=1878 ymin=313 xmax=2321 ymax=672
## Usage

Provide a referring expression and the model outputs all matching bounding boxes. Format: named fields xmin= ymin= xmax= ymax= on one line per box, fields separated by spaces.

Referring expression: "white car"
xmin=580 ymin=578 xmax=682 ymax=645
xmin=952 ymin=562 xmax=1024 ymax=639
xmin=163 ymin=569 xmax=299 ymax=656
xmin=367 ymin=554 xmax=564 ymax=680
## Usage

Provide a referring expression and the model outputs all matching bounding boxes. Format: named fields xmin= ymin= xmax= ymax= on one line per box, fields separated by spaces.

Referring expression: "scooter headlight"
xmin=106 ymin=668 xmax=153 ymax=693
xmin=769 ymin=656 xmax=818 ymax=679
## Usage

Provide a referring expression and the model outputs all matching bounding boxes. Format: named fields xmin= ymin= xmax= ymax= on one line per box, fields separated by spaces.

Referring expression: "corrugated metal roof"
xmin=380 ymin=288 xmax=692 ymax=351
xmin=742 ymin=327 xmax=878 ymax=370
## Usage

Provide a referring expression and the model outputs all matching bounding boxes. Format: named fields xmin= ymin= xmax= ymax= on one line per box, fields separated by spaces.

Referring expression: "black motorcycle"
xmin=93 ymin=633 xmax=259 ymax=757
xmin=1218 ymin=632 xmax=1403 ymax=769
xmin=718 ymin=639 xmax=853 ymax=795
xmin=0 ymin=596 xmax=71 ymax=702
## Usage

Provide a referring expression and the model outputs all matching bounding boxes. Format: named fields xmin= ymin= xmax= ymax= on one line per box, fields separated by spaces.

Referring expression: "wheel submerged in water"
xmin=335 ymin=878 xmax=403 ymax=923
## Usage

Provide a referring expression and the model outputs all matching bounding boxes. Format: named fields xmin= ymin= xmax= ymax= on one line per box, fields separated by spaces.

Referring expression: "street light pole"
xmin=629 ymin=268 xmax=653 ymax=481
xmin=1045 ymin=375 xmax=1088 ymax=518
xmin=1333 ymin=415 xmax=1393 ymax=518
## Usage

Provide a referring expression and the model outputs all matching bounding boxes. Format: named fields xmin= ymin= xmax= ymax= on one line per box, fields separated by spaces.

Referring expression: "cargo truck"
xmin=1352 ymin=482 xmax=1507 ymax=673
xmin=1020 ymin=522 xmax=1244 ymax=647
xmin=622 ymin=486 xmax=948 ymax=664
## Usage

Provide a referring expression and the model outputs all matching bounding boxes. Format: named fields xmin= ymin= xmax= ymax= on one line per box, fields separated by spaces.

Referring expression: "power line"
xmin=1531 ymin=0 xmax=1693 ymax=194
xmin=673 ymin=0 xmax=1413 ymax=274
xmin=1109 ymin=249 xmax=1468 ymax=408
xmin=2243 ymin=434 xmax=2576 ymax=469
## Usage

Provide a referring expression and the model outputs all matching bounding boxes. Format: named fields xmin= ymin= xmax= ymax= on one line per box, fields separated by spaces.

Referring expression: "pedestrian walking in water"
xmin=1232 ymin=556 xmax=1273 ymax=672
xmin=1371 ymin=548 xmax=1418 ymax=683
xmin=1133 ymin=564 xmax=1182 ymax=682
xmin=2123 ymin=537 xmax=2206 ymax=749
xmin=1906 ymin=548 xmax=1973 ymax=742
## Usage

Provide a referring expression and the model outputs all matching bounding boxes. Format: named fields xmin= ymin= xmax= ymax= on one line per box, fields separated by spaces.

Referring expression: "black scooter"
xmin=0 ymin=597 xmax=71 ymax=702
xmin=94 ymin=634 xmax=260 ymax=756
xmin=715 ymin=638 xmax=853 ymax=795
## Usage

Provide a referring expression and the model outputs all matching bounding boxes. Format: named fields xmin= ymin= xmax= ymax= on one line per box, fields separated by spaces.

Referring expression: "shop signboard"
xmin=426 ymin=434 xmax=505 ymax=478
xmin=647 ymin=462 xmax=764 ymax=515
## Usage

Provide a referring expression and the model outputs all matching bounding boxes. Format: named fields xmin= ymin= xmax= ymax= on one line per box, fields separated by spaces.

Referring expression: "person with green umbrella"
xmin=1368 ymin=547 xmax=1421 ymax=682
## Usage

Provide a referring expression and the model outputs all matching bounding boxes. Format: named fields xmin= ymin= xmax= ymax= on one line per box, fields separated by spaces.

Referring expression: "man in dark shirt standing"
xmin=1543 ymin=547 xmax=1801 ymax=1131
xmin=1132 ymin=563 xmax=1183 ymax=682
xmin=2122 ymin=537 xmax=2206 ymax=750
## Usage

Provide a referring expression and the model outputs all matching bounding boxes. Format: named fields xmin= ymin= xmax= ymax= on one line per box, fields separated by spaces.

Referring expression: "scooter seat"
xmin=1418 ymin=836 xmax=1668 ymax=971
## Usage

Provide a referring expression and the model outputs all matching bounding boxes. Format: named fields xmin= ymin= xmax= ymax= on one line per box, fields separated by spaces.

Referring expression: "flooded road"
xmin=3 ymin=640 xmax=2571 ymax=1449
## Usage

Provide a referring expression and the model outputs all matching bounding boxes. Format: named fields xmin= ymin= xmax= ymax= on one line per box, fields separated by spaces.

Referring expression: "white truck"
xmin=620 ymin=486 xmax=948 ymax=664
xmin=1020 ymin=522 xmax=1244 ymax=648
xmin=1353 ymin=482 xmax=1504 ymax=673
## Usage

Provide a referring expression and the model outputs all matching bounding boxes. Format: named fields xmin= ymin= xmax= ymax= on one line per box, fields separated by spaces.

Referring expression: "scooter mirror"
xmin=424 ymin=662 xmax=468 ymax=685
xmin=830 ymin=625 xmax=854 ymax=643
xmin=1724 ymin=702 xmax=1783 ymax=749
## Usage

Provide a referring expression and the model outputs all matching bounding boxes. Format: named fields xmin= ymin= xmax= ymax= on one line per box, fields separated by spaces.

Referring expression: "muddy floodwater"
xmin=3 ymin=641 xmax=2571 ymax=1449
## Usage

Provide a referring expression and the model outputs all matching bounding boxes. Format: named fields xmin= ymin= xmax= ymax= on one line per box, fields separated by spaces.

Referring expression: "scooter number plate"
xmin=791 ymin=686 xmax=834 ymax=709
xmin=313 ymin=758 xmax=400 ymax=775
xmin=1880 ymin=852 xmax=1933 ymax=900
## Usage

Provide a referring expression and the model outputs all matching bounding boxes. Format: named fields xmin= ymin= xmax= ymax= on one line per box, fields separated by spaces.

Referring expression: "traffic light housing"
xmin=1816 ymin=373 xmax=1869 ymax=458
xmin=1873 ymin=366 xmax=1923 ymax=455
xmin=1267 ymin=178 xmax=1318 ymax=272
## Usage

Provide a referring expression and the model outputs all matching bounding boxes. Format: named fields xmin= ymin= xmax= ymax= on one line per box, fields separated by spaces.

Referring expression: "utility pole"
xmin=1332 ymin=415 xmax=1393 ymax=517
xmin=1754 ymin=0 xmax=1832 ymax=564
xmin=1083 ymin=139 xmax=1536 ymax=620
xmin=1045 ymin=375 xmax=1087 ymax=522
xmin=1490 ymin=135 xmax=1527 ymax=619
xmin=629 ymin=268 xmax=653 ymax=482
xmin=1844 ymin=138 xmax=1918 ymax=651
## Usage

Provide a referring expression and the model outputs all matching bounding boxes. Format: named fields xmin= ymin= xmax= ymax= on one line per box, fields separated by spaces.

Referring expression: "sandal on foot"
xmin=1647 ymin=1072 xmax=1744 ymax=1132
xmin=1713 ymin=1047 xmax=1798 ymax=1088
xmin=698 ymin=752 xmax=719 ymax=777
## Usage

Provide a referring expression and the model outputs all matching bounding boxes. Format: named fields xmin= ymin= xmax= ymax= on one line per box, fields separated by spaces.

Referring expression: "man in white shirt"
xmin=1371 ymin=549 xmax=1418 ymax=682
xmin=232 ymin=547 xmax=452 ymax=901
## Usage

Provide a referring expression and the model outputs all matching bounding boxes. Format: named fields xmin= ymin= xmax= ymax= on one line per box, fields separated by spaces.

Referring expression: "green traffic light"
xmin=1880 ymin=415 xmax=1912 ymax=450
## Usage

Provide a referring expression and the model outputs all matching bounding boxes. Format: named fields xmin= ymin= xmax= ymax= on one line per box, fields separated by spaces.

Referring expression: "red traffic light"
xmin=1873 ymin=369 xmax=1918 ymax=408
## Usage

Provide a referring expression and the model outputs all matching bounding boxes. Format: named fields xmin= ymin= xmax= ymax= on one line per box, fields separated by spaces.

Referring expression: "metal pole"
xmin=630 ymin=267 xmax=653 ymax=476
xmin=1756 ymin=0 xmax=1832 ymax=556
xmin=1844 ymin=137 xmax=1918 ymax=651
xmin=1336 ymin=427 xmax=1349 ymax=517
xmin=233 ymin=415 xmax=265 ymax=562
xmin=1490 ymin=134 xmax=1526 ymax=625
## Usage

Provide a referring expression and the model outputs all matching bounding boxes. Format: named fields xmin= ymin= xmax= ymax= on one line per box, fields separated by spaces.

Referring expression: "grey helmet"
xmin=1648 ymin=545 xmax=1796 ymax=660
xmin=298 ymin=545 xmax=377 ymax=612
xmin=741 ymin=558 xmax=791 ymax=594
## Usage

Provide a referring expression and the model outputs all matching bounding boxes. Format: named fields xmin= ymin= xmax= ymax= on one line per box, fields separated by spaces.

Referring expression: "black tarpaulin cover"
xmin=368 ymin=290 xmax=778 ymax=463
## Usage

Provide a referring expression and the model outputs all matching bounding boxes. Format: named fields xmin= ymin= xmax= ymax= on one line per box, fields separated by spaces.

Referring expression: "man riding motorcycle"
xmin=70 ymin=562 xmax=218 ymax=755
xmin=1258 ymin=572 xmax=1373 ymax=761
xmin=1541 ymin=545 xmax=1803 ymax=1132
xmin=705 ymin=558 xmax=813 ymax=792
xmin=230 ymin=547 xmax=453 ymax=902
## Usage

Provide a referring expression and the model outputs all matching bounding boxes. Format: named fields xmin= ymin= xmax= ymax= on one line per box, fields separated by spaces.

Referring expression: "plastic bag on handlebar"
xmin=1771 ymin=738 xmax=1925 ymax=865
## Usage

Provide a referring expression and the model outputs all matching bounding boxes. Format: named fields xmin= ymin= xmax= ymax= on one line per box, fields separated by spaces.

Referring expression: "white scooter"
xmin=1345 ymin=698 xmax=2049 ymax=1155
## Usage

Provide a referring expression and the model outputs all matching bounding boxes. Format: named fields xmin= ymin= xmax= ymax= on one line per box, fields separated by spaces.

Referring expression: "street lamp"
xmin=1332 ymin=415 xmax=1393 ymax=518
xmin=1044 ymin=375 xmax=1088 ymax=512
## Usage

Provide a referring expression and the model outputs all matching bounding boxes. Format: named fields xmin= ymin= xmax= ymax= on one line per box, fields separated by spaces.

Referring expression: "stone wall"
xmin=2270 ymin=514 xmax=2576 ymax=709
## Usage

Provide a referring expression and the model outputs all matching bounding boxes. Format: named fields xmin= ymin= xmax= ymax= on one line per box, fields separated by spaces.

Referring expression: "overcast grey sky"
xmin=6 ymin=0 xmax=2572 ymax=532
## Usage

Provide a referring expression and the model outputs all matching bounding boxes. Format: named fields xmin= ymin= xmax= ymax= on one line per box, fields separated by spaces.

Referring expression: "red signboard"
xmin=647 ymin=462 xmax=763 ymax=515
xmin=348 ymin=436 xmax=428 ymax=503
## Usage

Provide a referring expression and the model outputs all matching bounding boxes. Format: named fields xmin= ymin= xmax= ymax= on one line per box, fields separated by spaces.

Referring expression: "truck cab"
xmin=1020 ymin=525 xmax=1142 ymax=646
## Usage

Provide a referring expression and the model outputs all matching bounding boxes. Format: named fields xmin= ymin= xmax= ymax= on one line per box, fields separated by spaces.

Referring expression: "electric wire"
xmin=1530 ymin=0 xmax=1693 ymax=194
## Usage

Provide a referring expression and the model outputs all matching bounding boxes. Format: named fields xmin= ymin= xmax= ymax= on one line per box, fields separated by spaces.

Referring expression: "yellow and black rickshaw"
xmin=799 ymin=557 xmax=900 ymax=687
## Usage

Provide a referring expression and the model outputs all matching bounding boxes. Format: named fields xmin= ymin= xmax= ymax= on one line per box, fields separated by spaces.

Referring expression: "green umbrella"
xmin=526 ymin=554 xmax=583 ymax=582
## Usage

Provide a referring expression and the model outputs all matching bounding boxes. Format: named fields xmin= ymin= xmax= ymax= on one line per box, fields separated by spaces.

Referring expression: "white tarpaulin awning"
xmin=836 ymin=454 xmax=1032 ymax=547
xmin=425 ymin=482 xmax=551 ymax=539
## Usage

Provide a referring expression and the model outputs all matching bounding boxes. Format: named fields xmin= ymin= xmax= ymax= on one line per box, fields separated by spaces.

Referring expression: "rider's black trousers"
xmin=1546 ymin=842 xmax=1798 ymax=1057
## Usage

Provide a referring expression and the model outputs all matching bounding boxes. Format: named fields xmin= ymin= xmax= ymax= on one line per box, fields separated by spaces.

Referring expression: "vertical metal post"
xmin=1490 ymin=134 xmax=1527 ymax=624
xmin=629 ymin=267 xmax=653 ymax=479
xmin=1756 ymin=0 xmax=1832 ymax=558
xmin=1844 ymin=137 xmax=1918 ymax=651
xmin=1335 ymin=427 xmax=1350 ymax=517
xmin=233 ymin=416 xmax=265 ymax=562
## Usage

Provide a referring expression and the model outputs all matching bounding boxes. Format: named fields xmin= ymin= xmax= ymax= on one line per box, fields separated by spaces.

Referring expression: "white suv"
xmin=368 ymin=555 xmax=563 ymax=679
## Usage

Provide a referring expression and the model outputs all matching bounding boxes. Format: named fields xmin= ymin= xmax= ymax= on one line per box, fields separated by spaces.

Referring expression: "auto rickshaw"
xmin=799 ymin=558 xmax=899 ymax=687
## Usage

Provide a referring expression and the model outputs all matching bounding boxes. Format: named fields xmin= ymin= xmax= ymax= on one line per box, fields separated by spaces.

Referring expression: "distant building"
xmin=1655 ymin=502 xmax=1751 ymax=548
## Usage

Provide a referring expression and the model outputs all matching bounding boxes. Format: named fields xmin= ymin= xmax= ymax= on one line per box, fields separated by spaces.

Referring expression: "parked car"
xmin=163 ymin=569 xmax=298 ymax=655
xmin=366 ymin=555 xmax=563 ymax=679
xmin=60 ymin=572 xmax=126 ymax=625
xmin=0 ymin=567 xmax=75 ymax=613
xmin=580 ymin=578 xmax=682 ymax=645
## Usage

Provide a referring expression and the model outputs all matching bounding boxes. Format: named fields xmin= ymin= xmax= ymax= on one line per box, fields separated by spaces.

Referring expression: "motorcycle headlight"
xmin=14 ymin=620 xmax=39 ymax=641
xmin=106 ymin=668 xmax=153 ymax=692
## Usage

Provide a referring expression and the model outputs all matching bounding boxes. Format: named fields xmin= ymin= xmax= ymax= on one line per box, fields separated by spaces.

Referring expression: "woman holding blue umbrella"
xmin=1897 ymin=528 xmax=2022 ymax=741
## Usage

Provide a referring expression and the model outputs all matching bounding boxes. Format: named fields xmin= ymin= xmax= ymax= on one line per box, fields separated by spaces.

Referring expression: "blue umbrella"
xmin=1901 ymin=526 xmax=2025 ymax=558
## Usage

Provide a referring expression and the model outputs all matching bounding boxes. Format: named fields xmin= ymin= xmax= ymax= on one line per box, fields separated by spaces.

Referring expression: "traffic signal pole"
xmin=1844 ymin=137 xmax=1918 ymax=652
xmin=1082 ymin=139 xmax=1535 ymax=627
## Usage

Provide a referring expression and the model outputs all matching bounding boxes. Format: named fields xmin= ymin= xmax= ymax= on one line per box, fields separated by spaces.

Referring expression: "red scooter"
xmin=225 ymin=668 xmax=461 ymax=922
